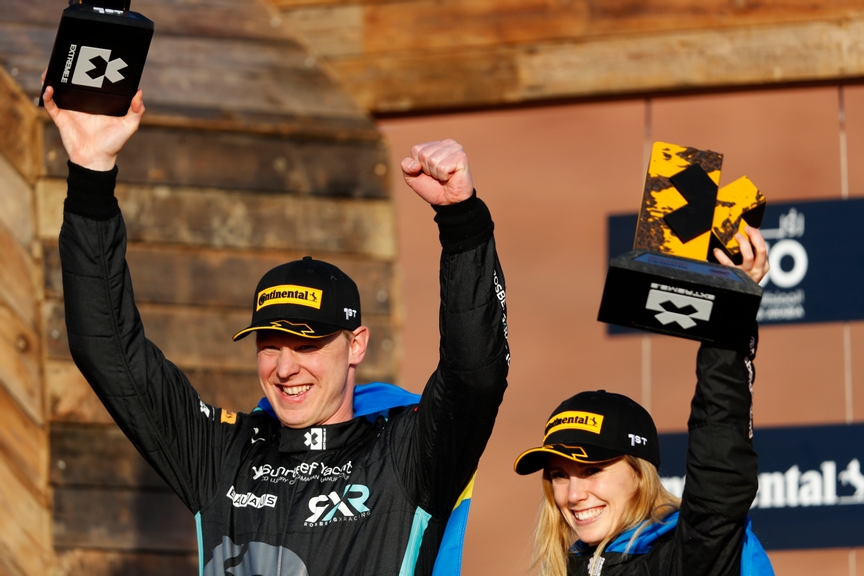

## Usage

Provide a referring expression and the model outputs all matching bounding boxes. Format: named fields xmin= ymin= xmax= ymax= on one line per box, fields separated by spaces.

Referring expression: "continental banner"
xmin=659 ymin=423 xmax=864 ymax=550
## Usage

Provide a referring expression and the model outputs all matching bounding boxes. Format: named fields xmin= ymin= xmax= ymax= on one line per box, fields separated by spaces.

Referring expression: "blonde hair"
xmin=531 ymin=455 xmax=681 ymax=576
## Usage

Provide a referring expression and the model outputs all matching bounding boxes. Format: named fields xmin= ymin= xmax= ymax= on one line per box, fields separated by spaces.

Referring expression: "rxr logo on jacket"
xmin=305 ymin=484 xmax=371 ymax=526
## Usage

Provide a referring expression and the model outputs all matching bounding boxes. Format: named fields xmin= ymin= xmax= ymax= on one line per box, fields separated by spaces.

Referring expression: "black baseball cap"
xmin=514 ymin=390 xmax=660 ymax=474
xmin=233 ymin=257 xmax=362 ymax=341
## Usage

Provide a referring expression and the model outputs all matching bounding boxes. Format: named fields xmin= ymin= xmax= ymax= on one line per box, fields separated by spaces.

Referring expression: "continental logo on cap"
xmin=544 ymin=411 xmax=604 ymax=438
xmin=257 ymin=285 xmax=322 ymax=311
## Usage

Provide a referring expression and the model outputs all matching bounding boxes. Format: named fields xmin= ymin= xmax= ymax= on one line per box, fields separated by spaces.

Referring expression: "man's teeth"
xmin=279 ymin=384 xmax=311 ymax=396
xmin=574 ymin=507 xmax=603 ymax=521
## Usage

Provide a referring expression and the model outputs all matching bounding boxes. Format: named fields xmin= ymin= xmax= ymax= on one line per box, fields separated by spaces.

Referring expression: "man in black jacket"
xmin=45 ymin=86 xmax=510 ymax=576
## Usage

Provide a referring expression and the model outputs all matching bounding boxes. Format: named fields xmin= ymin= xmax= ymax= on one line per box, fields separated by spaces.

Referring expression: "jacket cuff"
xmin=432 ymin=192 xmax=494 ymax=254
xmin=700 ymin=322 xmax=759 ymax=356
xmin=65 ymin=161 xmax=120 ymax=220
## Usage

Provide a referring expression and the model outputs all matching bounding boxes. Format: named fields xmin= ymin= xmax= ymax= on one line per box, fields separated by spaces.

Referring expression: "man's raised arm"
xmin=49 ymin=86 xmax=228 ymax=512
xmin=397 ymin=140 xmax=510 ymax=519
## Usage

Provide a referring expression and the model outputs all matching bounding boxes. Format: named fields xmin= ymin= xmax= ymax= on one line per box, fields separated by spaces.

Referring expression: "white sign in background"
xmin=758 ymin=207 xmax=808 ymax=322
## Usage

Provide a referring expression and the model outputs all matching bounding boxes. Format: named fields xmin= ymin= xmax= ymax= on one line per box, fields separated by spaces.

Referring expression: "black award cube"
xmin=598 ymin=142 xmax=766 ymax=349
xmin=41 ymin=0 xmax=154 ymax=116
xmin=598 ymin=250 xmax=763 ymax=349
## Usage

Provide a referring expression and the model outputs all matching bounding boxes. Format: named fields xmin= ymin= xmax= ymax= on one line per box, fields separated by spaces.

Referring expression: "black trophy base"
xmin=41 ymin=4 xmax=153 ymax=117
xmin=598 ymin=250 xmax=762 ymax=349
xmin=49 ymin=85 xmax=136 ymax=117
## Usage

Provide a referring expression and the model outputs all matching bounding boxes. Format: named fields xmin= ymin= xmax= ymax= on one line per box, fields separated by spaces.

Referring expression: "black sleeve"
xmin=59 ymin=162 xmax=235 ymax=513
xmin=396 ymin=192 xmax=510 ymax=517
xmin=675 ymin=332 xmax=759 ymax=575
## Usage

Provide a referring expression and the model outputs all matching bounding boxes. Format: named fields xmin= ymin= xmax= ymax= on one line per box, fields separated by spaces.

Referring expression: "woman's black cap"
xmin=514 ymin=390 xmax=660 ymax=474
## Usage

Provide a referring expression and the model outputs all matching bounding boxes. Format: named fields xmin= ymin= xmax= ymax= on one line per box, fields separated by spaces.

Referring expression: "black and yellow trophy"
xmin=598 ymin=142 xmax=765 ymax=348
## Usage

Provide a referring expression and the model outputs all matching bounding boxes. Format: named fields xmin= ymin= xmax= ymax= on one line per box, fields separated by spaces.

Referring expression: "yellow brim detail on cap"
xmin=514 ymin=445 xmax=622 ymax=474
xmin=232 ymin=320 xmax=336 ymax=341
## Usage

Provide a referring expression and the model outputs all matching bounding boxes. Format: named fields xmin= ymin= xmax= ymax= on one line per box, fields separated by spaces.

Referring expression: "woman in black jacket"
xmin=514 ymin=228 xmax=775 ymax=576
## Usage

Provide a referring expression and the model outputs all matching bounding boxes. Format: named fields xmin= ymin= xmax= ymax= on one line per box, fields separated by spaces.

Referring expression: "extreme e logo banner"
xmin=658 ymin=422 xmax=864 ymax=550
xmin=608 ymin=197 xmax=864 ymax=330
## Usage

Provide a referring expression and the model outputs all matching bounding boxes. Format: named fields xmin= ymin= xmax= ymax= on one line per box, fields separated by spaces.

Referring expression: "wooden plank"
xmin=54 ymin=549 xmax=197 ymax=576
xmin=51 ymin=424 xmax=167 ymax=490
xmin=360 ymin=0 xmax=589 ymax=54
xmin=0 ymin=25 xmax=365 ymax=120
xmin=42 ymin=299 xmax=255 ymax=371
xmin=282 ymin=6 xmax=364 ymax=57
xmin=273 ymin=0 xmax=401 ymax=7
xmin=44 ymin=300 xmax=395 ymax=380
xmin=47 ymin=360 xmax=262 ymax=425
xmin=43 ymin=241 xmax=394 ymax=316
xmin=0 ymin=454 xmax=50 ymax=576
xmin=357 ymin=0 xmax=864 ymax=54
xmin=0 ymin=381 xmax=47 ymax=498
xmin=0 ymin=65 xmax=41 ymax=184
xmin=35 ymin=178 xmax=66 ymax=242
xmin=329 ymin=47 xmax=521 ymax=112
xmin=185 ymin=367 xmax=275 ymax=414
xmin=46 ymin=359 xmax=113 ymax=425
xmin=0 ymin=225 xmax=37 ymax=329
xmin=0 ymin=66 xmax=381 ymax=146
xmin=330 ymin=17 xmax=864 ymax=112
xmin=0 ymin=25 xmax=381 ymax=139
xmin=128 ymin=302 xmax=260 ymax=370
xmin=0 ymin=153 xmax=35 ymax=248
xmin=576 ymin=0 xmax=864 ymax=36
xmin=37 ymin=179 xmax=396 ymax=258
xmin=53 ymin=487 xmax=196 ymax=551
xmin=0 ymin=24 xmax=56 ymax=97
xmin=516 ymin=18 xmax=864 ymax=100
xmin=0 ymin=303 xmax=43 ymax=426
xmin=138 ymin=110 xmax=381 ymax=141
xmin=138 ymin=35 xmax=366 ymax=119
xmin=356 ymin=323 xmax=396 ymax=383
xmin=270 ymin=0 xmax=864 ymax=59
xmin=46 ymin=360 xmax=262 ymax=424
xmin=0 ymin=0 xmax=291 ymax=42
xmin=41 ymin=125 xmax=388 ymax=195
xmin=0 ymin=546 xmax=27 ymax=576
xmin=276 ymin=0 xmax=864 ymax=16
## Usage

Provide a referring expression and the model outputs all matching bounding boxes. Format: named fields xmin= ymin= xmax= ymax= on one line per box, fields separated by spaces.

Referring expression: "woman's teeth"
xmin=574 ymin=507 xmax=604 ymax=521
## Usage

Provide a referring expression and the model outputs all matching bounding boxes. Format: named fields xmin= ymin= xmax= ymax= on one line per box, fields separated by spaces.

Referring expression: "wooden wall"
xmin=0 ymin=0 xmax=396 ymax=573
xmin=0 ymin=66 xmax=51 ymax=576
xmin=269 ymin=0 xmax=864 ymax=113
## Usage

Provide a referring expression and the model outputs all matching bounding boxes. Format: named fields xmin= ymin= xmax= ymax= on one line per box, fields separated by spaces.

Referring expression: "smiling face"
xmin=256 ymin=327 xmax=368 ymax=429
xmin=547 ymin=454 xmax=640 ymax=547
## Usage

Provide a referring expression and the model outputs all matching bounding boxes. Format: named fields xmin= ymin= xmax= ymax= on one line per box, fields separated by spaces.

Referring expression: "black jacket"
xmin=59 ymin=163 xmax=510 ymax=576
xmin=568 ymin=337 xmax=760 ymax=576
